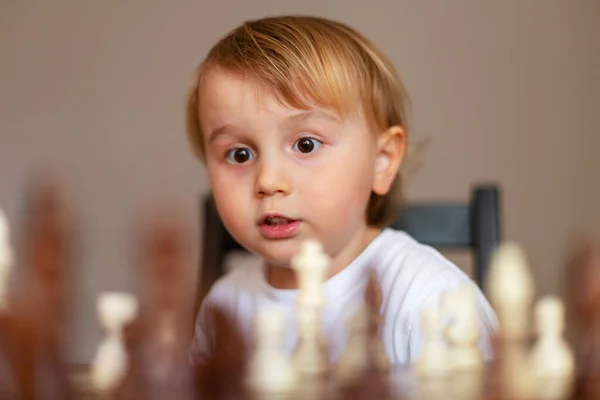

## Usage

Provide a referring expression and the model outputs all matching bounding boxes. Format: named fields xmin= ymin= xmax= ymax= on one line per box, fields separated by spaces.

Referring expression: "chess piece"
xmin=291 ymin=239 xmax=330 ymax=376
xmin=413 ymin=305 xmax=451 ymax=400
xmin=336 ymin=306 xmax=370 ymax=382
xmin=91 ymin=292 xmax=139 ymax=393
xmin=531 ymin=296 xmax=574 ymax=400
xmin=336 ymin=271 xmax=388 ymax=389
xmin=117 ymin=212 xmax=198 ymax=400
xmin=364 ymin=269 xmax=389 ymax=371
xmin=21 ymin=181 xmax=73 ymax=334
xmin=247 ymin=306 xmax=298 ymax=395
xmin=565 ymin=239 xmax=600 ymax=399
xmin=292 ymin=239 xmax=329 ymax=309
xmin=344 ymin=270 xmax=391 ymax=400
xmin=195 ymin=304 xmax=249 ymax=399
xmin=440 ymin=282 xmax=484 ymax=400
xmin=442 ymin=282 xmax=484 ymax=371
xmin=12 ymin=181 xmax=75 ymax=399
xmin=414 ymin=305 xmax=448 ymax=379
xmin=142 ymin=216 xmax=195 ymax=388
xmin=486 ymin=242 xmax=534 ymax=342
xmin=486 ymin=243 xmax=537 ymax=400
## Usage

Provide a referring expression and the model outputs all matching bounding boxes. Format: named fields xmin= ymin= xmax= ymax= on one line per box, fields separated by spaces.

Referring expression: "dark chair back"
xmin=195 ymin=184 xmax=502 ymax=310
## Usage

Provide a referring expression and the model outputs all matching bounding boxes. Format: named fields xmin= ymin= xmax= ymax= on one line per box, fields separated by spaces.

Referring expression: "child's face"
xmin=198 ymin=68 xmax=394 ymax=267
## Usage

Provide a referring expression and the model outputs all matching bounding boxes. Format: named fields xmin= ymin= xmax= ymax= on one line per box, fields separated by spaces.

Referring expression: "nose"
xmin=255 ymin=158 xmax=291 ymax=198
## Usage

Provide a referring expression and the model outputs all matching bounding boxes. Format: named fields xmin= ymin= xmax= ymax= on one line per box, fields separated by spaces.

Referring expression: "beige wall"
xmin=0 ymin=0 xmax=598 ymax=363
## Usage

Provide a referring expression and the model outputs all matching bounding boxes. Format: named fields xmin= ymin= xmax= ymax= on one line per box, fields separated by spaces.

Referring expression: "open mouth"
xmin=264 ymin=216 xmax=295 ymax=226
xmin=258 ymin=214 xmax=300 ymax=239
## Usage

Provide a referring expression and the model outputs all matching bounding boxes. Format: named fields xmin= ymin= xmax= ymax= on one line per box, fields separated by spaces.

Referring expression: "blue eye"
xmin=293 ymin=137 xmax=322 ymax=154
xmin=226 ymin=147 xmax=253 ymax=164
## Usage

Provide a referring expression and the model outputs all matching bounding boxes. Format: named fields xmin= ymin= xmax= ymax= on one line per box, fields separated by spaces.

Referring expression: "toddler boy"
xmin=186 ymin=15 xmax=497 ymax=365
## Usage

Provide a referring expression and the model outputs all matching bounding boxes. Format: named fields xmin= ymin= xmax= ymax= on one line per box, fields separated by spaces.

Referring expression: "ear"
xmin=372 ymin=125 xmax=406 ymax=195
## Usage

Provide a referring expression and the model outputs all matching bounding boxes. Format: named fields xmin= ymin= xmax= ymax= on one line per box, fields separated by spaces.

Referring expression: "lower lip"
xmin=259 ymin=220 xmax=301 ymax=239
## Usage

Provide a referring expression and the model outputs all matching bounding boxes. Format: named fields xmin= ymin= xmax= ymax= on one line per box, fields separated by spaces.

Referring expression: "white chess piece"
xmin=90 ymin=292 xmax=139 ymax=392
xmin=291 ymin=239 xmax=330 ymax=375
xmin=414 ymin=306 xmax=448 ymax=379
xmin=0 ymin=210 xmax=13 ymax=311
xmin=532 ymin=296 xmax=575 ymax=400
xmin=486 ymin=242 xmax=535 ymax=342
xmin=247 ymin=306 xmax=298 ymax=394
xmin=487 ymin=243 xmax=538 ymax=399
xmin=442 ymin=282 xmax=484 ymax=371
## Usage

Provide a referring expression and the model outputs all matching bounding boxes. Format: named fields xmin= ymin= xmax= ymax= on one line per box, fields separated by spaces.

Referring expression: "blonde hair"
xmin=186 ymin=15 xmax=410 ymax=227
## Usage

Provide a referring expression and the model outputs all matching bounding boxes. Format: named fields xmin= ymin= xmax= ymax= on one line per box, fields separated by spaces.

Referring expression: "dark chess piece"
xmin=566 ymin=239 xmax=600 ymax=400
xmin=358 ymin=270 xmax=390 ymax=399
xmin=116 ymin=212 xmax=198 ymax=400
xmin=195 ymin=304 xmax=249 ymax=400
xmin=0 ymin=318 xmax=20 ymax=400
xmin=364 ymin=269 xmax=389 ymax=372
xmin=11 ymin=180 xmax=75 ymax=399
xmin=339 ymin=269 xmax=390 ymax=400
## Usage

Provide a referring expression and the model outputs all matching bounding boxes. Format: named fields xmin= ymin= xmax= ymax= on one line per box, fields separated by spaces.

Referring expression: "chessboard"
xmin=0 ymin=178 xmax=599 ymax=400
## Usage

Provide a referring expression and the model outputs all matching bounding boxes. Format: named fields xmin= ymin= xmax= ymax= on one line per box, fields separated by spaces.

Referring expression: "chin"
xmin=249 ymin=240 xmax=303 ymax=267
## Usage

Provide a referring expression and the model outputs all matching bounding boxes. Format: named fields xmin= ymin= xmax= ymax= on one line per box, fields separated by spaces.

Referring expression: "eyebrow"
xmin=207 ymin=110 xmax=340 ymax=144
xmin=284 ymin=109 xmax=341 ymax=125
xmin=208 ymin=124 xmax=236 ymax=144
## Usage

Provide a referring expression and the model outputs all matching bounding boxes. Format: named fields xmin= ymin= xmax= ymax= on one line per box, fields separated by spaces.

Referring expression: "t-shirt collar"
xmin=259 ymin=228 xmax=393 ymax=302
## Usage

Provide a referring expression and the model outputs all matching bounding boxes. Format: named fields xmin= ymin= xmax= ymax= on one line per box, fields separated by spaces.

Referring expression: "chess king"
xmin=186 ymin=15 xmax=498 ymax=367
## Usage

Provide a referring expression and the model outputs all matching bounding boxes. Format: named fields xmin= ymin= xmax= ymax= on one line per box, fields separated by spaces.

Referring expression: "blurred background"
xmin=0 ymin=0 xmax=598 ymax=364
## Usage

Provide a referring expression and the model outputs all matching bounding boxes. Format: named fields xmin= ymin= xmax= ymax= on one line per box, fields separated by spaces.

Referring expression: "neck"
xmin=264 ymin=225 xmax=382 ymax=289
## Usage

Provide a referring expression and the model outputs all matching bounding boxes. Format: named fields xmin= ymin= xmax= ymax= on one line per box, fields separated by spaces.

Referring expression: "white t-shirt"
xmin=190 ymin=228 xmax=498 ymax=365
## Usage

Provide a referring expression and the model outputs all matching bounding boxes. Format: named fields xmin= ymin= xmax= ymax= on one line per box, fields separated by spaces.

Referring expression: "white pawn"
xmin=414 ymin=306 xmax=448 ymax=379
xmin=486 ymin=242 xmax=535 ymax=342
xmin=0 ymin=210 xmax=14 ymax=311
xmin=442 ymin=282 xmax=483 ymax=371
xmin=532 ymin=296 xmax=575 ymax=400
xmin=90 ymin=292 xmax=139 ymax=392
xmin=247 ymin=306 xmax=298 ymax=394
xmin=487 ymin=243 xmax=538 ymax=399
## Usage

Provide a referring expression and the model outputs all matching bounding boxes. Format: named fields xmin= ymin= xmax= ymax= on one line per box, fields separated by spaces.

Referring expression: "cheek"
xmin=211 ymin=185 xmax=253 ymax=248
xmin=207 ymin=161 xmax=249 ymax=197
xmin=332 ymin=150 xmax=375 ymax=191
xmin=207 ymin=165 xmax=253 ymax=231
xmin=302 ymin=153 xmax=375 ymax=216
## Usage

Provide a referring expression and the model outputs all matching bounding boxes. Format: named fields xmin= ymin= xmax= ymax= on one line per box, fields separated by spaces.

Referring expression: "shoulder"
xmin=373 ymin=228 xmax=498 ymax=363
xmin=375 ymin=228 xmax=476 ymax=323
xmin=374 ymin=228 xmax=472 ymax=295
